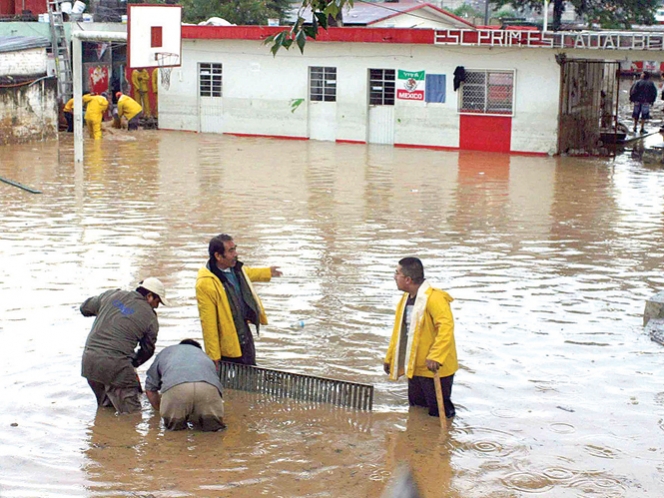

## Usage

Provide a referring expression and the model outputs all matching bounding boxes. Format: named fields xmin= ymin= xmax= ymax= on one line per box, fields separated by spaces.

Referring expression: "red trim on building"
xmin=182 ymin=26 xmax=436 ymax=44
xmin=225 ymin=132 xmax=309 ymax=140
xmin=395 ymin=143 xmax=458 ymax=151
xmin=336 ymin=139 xmax=367 ymax=144
xmin=508 ymin=150 xmax=549 ymax=157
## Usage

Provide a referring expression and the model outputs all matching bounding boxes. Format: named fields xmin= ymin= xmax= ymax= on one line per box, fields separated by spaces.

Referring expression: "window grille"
xmin=310 ymin=67 xmax=337 ymax=102
xmin=460 ymin=70 xmax=514 ymax=114
xmin=369 ymin=69 xmax=395 ymax=105
xmin=199 ymin=63 xmax=223 ymax=98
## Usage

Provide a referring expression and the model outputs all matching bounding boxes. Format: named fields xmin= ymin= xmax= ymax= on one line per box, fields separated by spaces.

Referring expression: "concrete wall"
xmin=0 ymin=77 xmax=58 ymax=145
xmin=160 ymin=38 xmax=562 ymax=154
xmin=0 ymin=47 xmax=47 ymax=77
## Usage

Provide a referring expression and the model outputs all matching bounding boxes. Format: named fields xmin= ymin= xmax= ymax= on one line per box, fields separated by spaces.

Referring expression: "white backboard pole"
xmin=71 ymin=29 xmax=127 ymax=163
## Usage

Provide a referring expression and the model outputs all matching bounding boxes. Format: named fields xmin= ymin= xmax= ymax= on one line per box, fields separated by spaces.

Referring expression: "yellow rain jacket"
xmin=196 ymin=265 xmax=272 ymax=361
xmin=83 ymin=95 xmax=108 ymax=139
xmin=385 ymin=284 xmax=458 ymax=380
xmin=63 ymin=98 xmax=74 ymax=113
xmin=117 ymin=95 xmax=142 ymax=121
xmin=83 ymin=94 xmax=108 ymax=121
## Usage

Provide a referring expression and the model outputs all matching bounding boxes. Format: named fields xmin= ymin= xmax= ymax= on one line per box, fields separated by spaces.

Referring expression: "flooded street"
xmin=1 ymin=131 xmax=664 ymax=497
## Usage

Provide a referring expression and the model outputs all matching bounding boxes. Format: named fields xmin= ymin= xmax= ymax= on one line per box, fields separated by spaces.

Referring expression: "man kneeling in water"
xmin=146 ymin=339 xmax=226 ymax=431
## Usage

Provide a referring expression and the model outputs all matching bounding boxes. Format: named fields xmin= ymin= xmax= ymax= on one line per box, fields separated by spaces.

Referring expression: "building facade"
xmin=158 ymin=27 xmax=664 ymax=155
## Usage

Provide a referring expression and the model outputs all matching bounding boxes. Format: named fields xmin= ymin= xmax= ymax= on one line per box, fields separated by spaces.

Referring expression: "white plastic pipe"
xmin=543 ymin=0 xmax=549 ymax=32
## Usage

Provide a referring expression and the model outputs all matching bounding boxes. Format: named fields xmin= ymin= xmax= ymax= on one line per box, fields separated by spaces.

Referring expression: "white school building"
xmin=158 ymin=25 xmax=664 ymax=156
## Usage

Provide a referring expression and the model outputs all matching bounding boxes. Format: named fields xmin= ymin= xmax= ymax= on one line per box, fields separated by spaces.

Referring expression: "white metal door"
xmin=308 ymin=102 xmax=337 ymax=141
xmin=368 ymin=106 xmax=395 ymax=144
xmin=199 ymin=96 xmax=223 ymax=134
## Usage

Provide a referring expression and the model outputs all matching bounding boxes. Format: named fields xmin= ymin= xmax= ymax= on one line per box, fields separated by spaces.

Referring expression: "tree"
xmin=452 ymin=4 xmax=483 ymax=19
xmin=266 ymin=0 xmax=659 ymax=54
xmin=489 ymin=0 xmax=658 ymax=30
xmin=180 ymin=0 xmax=292 ymax=25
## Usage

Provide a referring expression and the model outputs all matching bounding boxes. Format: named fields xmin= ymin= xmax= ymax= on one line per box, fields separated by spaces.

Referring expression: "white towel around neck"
xmin=398 ymin=280 xmax=431 ymax=378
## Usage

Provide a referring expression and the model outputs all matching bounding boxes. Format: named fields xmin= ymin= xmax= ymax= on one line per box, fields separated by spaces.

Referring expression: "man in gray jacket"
xmin=80 ymin=277 xmax=169 ymax=414
xmin=145 ymin=339 xmax=225 ymax=431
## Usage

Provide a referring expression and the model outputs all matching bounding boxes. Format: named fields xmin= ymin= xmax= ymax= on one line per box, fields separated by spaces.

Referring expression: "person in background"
xmin=63 ymin=96 xmax=75 ymax=132
xmin=83 ymin=92 xmax=109 ymax=139
xmin=195 ymin=233 xmax=282 ymax=368
xmin=115 ymin=92 xmax=143 ymax=131
xmin=63 ymin=91 xmax=91 ymax=132
xmin=132 ymin=69 xmax=151 ymax=118
xmin=80 ymin=277 xmax=169 ymax=414
xmin=384 ymin=257 xmax=458 ymax=419
xmin=145 ymin=339 xmax=226 ymax=431
xmin=629 ymin=71 xmax=657 ymax=134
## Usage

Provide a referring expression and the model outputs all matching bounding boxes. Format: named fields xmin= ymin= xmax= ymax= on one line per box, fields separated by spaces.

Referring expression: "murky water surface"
xmin=1 ymin=132 xmax=663 ymax=497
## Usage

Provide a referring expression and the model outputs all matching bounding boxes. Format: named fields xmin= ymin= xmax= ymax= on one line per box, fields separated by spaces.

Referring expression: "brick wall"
xmin=0 ymin=47 xmax=47 ymax=77
xmin=0 ymin=77 xmax=58 ymax=145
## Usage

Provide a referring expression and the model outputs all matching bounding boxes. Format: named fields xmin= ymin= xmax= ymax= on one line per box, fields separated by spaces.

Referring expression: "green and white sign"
xmin=397 ymin=70 xmax=425 ymax=101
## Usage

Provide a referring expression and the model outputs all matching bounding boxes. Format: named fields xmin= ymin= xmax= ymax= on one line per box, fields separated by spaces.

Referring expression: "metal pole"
xmin=71 ymin=30 xmax=127 ymax=163
xmin=484 ymin=0 xmax=489 ymax=25
xmin=72 ymin=31 xmax=83 ymax=163
xmin=543 ymin=0 xmax=549 ymax=32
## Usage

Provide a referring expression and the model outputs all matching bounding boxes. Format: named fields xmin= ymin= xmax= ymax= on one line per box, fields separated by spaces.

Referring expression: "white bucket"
xmin=38 ymin=13 xmax=49 ymax=22
xmin=71 ymin=0 xmax=86 ymax=14
xmin=60 ymin=1 xmax=72 ymax=14
xmin=81 ymin=13 xmax=93 ymax=21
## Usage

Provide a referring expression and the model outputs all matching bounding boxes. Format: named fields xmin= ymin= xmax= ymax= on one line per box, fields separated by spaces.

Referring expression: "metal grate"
xmin=310 ymin=66 xmax=337 ymax=102
xmin=460 ymin=70 xmax=514 ymax=114
xmin=199 ymin=63 xmax=222 ymax=97
xmin=558 ymin=59 xmax=620 ymax=156
xmin=369 ymin=68 xmax=395 ymax=106
xmin=219 ymin=361 xmax=374 ymax=411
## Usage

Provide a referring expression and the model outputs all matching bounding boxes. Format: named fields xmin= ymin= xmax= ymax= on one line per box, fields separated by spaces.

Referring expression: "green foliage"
xmin=494 ymin=6 xmax=518 ymax=19
xmin=266 ymin=0 xmax=350 ymax=54
xmin=490 ymin=0 xmax=658 ymax=30
xmin=180 ymin=0 xmax=292 ymax=25
xmin=451 ymin=4 xmax=482 ymax=18
xmin=290 ymin=98 xmax=305 ymax=112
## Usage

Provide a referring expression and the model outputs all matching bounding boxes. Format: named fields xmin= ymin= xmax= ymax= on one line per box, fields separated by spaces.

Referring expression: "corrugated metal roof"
xmin=0 ymin=36 xmax=51 ymax=54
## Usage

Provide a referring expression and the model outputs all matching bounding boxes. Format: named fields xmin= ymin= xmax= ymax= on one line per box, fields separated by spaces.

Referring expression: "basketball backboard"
xmin=128 ymin=4 xmax=182 ymax=69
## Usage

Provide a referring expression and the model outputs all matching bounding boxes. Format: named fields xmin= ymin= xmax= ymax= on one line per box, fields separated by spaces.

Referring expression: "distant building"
xmin=289 ymin=1 xmax=475 ymax=28
xmin=0 ymin=36 xmax=58 ymax=145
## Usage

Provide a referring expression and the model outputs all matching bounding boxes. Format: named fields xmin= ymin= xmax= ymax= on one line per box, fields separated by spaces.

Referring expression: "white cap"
xmin=138 ymin=277 xmax=170 ymax=306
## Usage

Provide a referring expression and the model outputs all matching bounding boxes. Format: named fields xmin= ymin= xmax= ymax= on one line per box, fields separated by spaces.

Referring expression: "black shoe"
xmin=641 ymin=128 xmax=647 ymax=134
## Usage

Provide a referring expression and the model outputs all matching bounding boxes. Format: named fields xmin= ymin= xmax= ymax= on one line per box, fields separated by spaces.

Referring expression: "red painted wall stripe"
xmin=459 ymin=114 xmax=512 ymax=153
xmin=182 ymin=26 xmax=435 ymax=44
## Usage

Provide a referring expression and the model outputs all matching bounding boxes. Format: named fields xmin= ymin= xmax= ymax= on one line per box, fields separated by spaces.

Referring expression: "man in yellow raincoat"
xmin=83 ymin=92 xmax=109 ymax=140
xmin=115 ymin=92 xmax=143 ymax=131
xmin=195 ymin=234 xmax=282 ymax=368
xmin=132 ymin=69 xmax=151 ymax=118
xmin=384 ymin=257 xmax=458 ymax=418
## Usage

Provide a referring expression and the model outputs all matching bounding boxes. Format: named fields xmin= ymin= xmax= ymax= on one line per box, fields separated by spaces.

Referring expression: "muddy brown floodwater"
xmin=1 ymin=131 xmax=664 ymax=497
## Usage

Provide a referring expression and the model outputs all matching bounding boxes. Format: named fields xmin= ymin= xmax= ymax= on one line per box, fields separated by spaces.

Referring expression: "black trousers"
xmin=408 ymin=374 xmax=455 ymax=418
xmin=221 ymin=327 xmax=256 ymax=366
xmin=64 ymin=112 xmax=73 ymax=132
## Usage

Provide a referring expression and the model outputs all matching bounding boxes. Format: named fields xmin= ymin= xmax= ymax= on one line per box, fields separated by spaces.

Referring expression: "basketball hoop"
xmin=155 ymin=52 xmax=179 ymax=90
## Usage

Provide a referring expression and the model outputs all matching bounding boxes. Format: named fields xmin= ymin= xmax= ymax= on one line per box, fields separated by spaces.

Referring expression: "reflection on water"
xmin=1 ymin=132 xmax=664 ymax=496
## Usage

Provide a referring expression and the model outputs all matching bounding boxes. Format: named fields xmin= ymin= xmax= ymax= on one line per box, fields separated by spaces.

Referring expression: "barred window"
xmin=369 ymin=69 xmax=395 ymax=105
xmin=460 ymin=70 xmax=514 ymax=114
xmin=310 ymin=67 xmax=337 ymax=102
xmin=199 ymin=63 xmax=222 ymax=97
